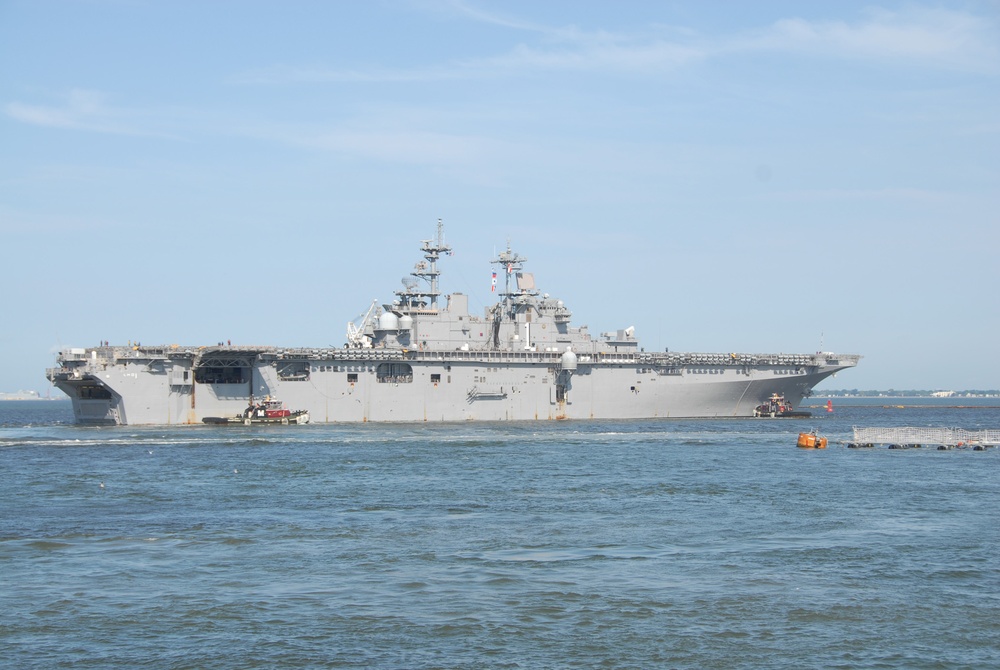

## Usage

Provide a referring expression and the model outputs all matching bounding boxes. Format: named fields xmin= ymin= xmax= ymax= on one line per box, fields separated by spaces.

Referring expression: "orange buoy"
xmin=797 ymin=432 xmax=828 ymax=449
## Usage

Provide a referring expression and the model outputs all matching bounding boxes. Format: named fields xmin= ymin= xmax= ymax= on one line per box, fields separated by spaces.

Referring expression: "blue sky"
xmin=2 ymin=0 xmax=998 ymax=394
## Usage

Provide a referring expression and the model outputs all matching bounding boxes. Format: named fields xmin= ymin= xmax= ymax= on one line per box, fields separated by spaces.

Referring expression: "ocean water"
xmin=2 ymin=400 xmax=998 ymax=669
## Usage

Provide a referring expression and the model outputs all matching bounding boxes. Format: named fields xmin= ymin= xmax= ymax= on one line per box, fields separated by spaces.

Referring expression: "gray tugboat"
xmin=47 ymin=221 xmax=860 ymax=425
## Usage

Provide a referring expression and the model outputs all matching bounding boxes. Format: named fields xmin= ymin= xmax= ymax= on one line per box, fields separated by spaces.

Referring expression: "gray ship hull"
xmin=49 ymin=346 xmax=855 ymax=425
xmin=48 ymin=224 xmax=859 ymax=425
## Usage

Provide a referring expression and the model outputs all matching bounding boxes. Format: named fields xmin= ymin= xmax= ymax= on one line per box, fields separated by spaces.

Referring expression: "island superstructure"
xmin=47 ymin=222 xmax=860 ymax=425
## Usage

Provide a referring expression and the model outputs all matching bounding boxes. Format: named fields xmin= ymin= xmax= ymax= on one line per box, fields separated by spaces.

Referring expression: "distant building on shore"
xmin=0 ymin=390 xmax=58 ymax=400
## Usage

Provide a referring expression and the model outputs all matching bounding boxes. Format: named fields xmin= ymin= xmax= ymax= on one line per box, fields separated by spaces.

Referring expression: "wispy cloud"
xmin=475 ymin=39 xmax=704 ymax=75
xmin=769 ymin=186 xmax=956 ymax=204
xmin=233 ymin=64 xmax=465 ymax=84
xmin=437 ymin=0 xmax=551 ymax=35
xmin=0 ymin=202 xmax=121 ymax=235
xmin=9 ymin=3 xmax=996 ymax=167
xmin=4 ymin=89 xmax=181 ymax=138
xmin=743 ymin=7 xmax=999 ymax=71
xmin=235 ymin=39 xmax=704 ymax=84
xmin=237 ymin=4 xmax=998 ymax=84
xmin=6 ymin=89 xmax=103 ymax=129
xmin=308 ymin=128 xmax=490 ymax=166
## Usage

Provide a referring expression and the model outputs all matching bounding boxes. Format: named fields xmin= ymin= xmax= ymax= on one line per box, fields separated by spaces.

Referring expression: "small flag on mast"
xmin=491 ymin=271 xmax=497 ymax=292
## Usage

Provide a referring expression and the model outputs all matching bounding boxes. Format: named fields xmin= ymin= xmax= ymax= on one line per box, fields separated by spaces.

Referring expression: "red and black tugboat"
xmin=753 ymin=393 xmax=811 ymax=418
xmin=203 ymin=397 xmax=310 ymax=425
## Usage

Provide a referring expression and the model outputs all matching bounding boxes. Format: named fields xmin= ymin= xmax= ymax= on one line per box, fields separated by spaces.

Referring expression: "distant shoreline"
xmin=0 ymin=397 xmax=69 ymax=402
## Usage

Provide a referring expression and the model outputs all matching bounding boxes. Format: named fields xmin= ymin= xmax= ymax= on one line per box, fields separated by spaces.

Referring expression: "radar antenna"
xmin=395 ymin=219 xmax=452 ymax=312
xmin=491 ymin=240 xmax=532 ymax=320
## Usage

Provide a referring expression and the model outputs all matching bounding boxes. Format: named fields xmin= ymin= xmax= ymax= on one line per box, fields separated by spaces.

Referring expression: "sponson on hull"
xmin=47 ymin=222 xmax=860 ymax=425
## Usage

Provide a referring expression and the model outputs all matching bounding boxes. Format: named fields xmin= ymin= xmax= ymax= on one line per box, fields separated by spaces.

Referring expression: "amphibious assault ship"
xmin=47 ymin=223 xmax=859 ymax=425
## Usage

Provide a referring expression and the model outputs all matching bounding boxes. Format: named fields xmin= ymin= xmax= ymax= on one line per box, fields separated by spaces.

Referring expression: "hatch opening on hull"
xmin=277 ymin=361 xmax=310 ymax=381
xmin=377 ymin=362 xmax=414 ymax=383
xmin=79 ymin=384 xmax=113 ymax=399
xmin=194 ymin=366 xmax=247 ymax=385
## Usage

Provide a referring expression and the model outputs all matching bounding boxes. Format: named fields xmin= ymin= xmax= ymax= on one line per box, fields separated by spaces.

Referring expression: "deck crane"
xmin=346 ymin=299 xmax=379 ymax=348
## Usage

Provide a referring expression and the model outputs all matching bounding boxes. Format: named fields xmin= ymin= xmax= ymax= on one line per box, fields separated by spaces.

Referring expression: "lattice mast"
xmin=397 ymin=219 xmax=452 ymax=311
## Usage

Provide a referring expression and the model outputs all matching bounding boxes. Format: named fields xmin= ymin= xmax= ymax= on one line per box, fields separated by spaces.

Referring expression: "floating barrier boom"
xmin=852 ymin=427 xmax=1000 ymax=447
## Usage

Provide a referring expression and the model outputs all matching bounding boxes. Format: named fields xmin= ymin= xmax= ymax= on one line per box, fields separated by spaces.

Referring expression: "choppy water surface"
xmin=2 ymin=401 xmax=999 ymax=668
